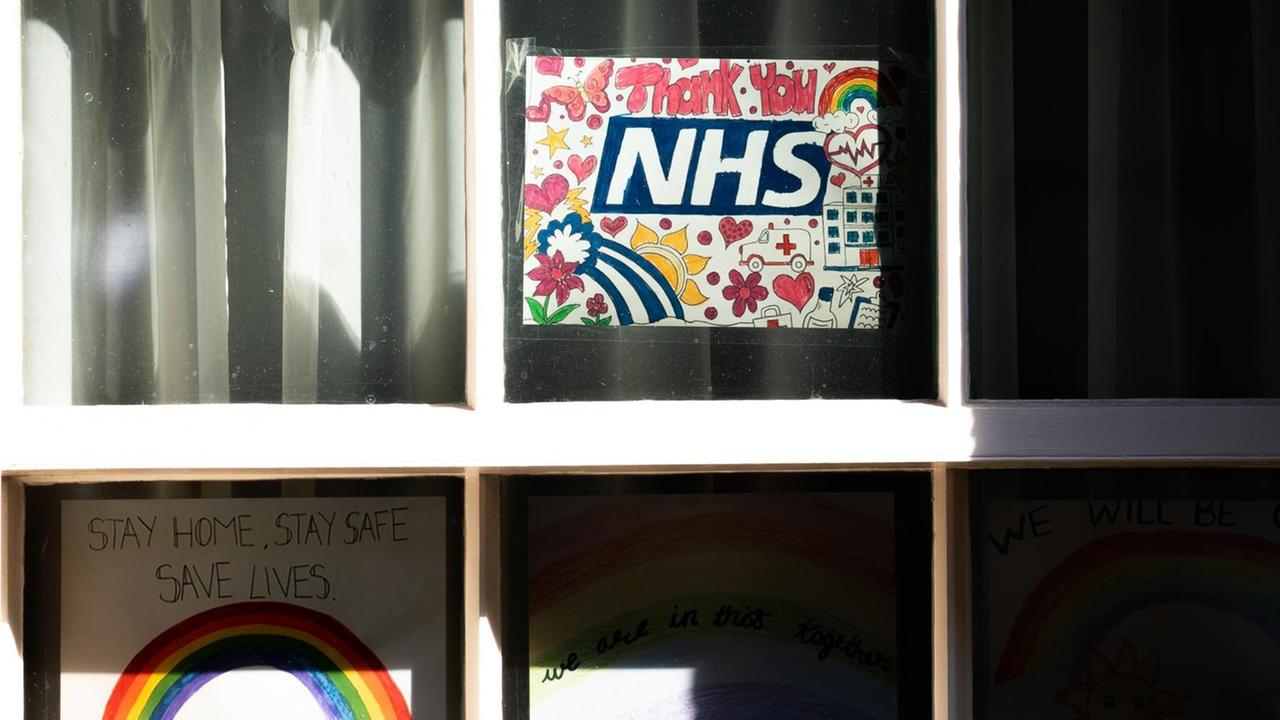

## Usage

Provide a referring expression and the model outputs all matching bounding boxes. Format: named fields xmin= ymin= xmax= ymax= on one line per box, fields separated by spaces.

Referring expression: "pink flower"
xmin=722 ymin=269 xmax=768 ymax=317
xmin=528 ymin=251 xmax=585 ymax=305
xmin=586 ymin=293 xmax=608 ymax=317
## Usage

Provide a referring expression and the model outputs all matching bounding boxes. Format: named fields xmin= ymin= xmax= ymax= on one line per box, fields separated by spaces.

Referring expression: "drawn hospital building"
xmin=821 ymin=177 xmax=905 ymax=272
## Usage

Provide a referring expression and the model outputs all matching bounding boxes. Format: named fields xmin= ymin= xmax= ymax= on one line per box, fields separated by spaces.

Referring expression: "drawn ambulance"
xmin=821 ymin=180 xmax=906 ymax=272
xmin=738 ymin=223 xmax=816 ymax=274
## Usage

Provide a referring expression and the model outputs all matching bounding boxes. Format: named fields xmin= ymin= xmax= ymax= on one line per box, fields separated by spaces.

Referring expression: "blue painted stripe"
xmin=598 ymin=251 xmax=666 ymax=322
xmin=599 ymin=239 xmax=686 ymax=320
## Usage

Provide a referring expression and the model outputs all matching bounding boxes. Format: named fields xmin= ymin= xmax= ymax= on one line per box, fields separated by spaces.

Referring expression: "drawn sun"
xmin=1055 ymin=642 xmax=1188 ymax=720
xmin=628 ymin=223 xmax=710 ymax=305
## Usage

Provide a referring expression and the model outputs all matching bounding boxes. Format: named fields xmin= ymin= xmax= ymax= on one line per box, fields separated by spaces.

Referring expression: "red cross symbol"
xmin=863 ymin=176 xmax=875 ymax=187
xmin=775 ymin=233 xmax=796 ymax=256
xmin=767 ymin=319 xmax=780 ymax=328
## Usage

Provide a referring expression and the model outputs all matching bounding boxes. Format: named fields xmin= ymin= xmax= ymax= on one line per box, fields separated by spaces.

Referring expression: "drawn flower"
xmin=536 ymin=214 xmax=603 ymax=270
xmin=545 ymin=225 xmax=591 ymax=264
xmin=628 ymin=222 xmax=711 ymax=306
xmin=528 ymin=251 xmax=585 ymax=306
xmin=722 ymin=269 xmax=768 ymax=317
xmin=586 ymin=293 xmax=608 ymax=317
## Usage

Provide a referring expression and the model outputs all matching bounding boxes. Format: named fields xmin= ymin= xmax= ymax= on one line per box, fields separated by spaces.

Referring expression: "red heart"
xmin=772 ymin=272 xmax=816 ymax=312
xmin=600 ymin=216 xmax=627 ymax=237
xmin=678 ymin=58 xmax=698 ymax=69
xmin=824 ymin=124 xmax=891 ymax=178
xmin=535 ymin=56 xmax=564 ymax=76
xmin=829 ymin=172 xmax=847 ymax=188
xmin=719 ymin=216 xmax=754 ymax=247
xmin=567 ymin=154 xmax=597 ymax=184
xmin=525 ymin=100 xmax=550 ymax=122
xmin=523 ymin=174 xmax=569 ymax=213
xmin=823 ymin=62 xmax=836 ymax=73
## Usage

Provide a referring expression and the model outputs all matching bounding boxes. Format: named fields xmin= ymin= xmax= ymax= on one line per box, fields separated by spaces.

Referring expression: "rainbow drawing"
xmin=528 ymin=493 xmax=899 ymax=720
xmin=102 ymin=601 xmax=410 ymax=720
xmin=995 ymin=530 xmax=1280 ymax=684
xmin=818 ymin=67 xmax=900 ymax=114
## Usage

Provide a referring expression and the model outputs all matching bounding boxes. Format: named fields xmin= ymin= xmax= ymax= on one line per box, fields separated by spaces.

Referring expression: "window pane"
xmin=23 ymin=477 xmax=461 ymax=719
xmin=501 ymin=0 xmax=936 ymax=401
xmin=968 ymin=0 xmax=1280 ymax=398
xmin=972 ymin=468 xmax=1280 ymax=718
xmin=22 ymin=1 xmax=465 ymax=404
xmin=503 ymin=472 xmax=933 ymax=719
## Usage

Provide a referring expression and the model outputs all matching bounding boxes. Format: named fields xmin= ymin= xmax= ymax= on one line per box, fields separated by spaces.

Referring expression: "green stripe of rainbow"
xmin=102 ymin=601 xmax=410 ymax=720
xmin=818 ymin=67 xmax=900 ymax=114
xmin=995 ymin=531 xmax=1280 ymax=683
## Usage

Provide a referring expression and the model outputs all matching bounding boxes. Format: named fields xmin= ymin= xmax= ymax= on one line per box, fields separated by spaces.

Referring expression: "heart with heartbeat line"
xmin=824 ymin=124 xmax=891 ymax=178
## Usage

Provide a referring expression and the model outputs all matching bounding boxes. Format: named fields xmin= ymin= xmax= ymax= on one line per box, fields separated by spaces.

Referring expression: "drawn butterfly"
xmin=526 ymin=59 xmax=614 ymax=122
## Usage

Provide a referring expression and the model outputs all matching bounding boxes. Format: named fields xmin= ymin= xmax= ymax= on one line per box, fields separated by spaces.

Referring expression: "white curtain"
xmin=22 ymin=0 xmax=465 ymax=404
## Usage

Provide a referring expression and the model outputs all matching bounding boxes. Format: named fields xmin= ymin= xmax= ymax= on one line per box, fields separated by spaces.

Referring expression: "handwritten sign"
xmin=60 ymin=497 xmax=450 ymax=720
xmin=983 ymin=498 xmax=1280 ymax=719
xmin=521 ymin=56 xmax=909 ymax=329
xmin=526 ymin=492 xmax=899 ymax=720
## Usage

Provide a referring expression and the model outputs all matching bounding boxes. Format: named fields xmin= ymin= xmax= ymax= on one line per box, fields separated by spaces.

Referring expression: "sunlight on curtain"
xmin=20 ymin=0 xmax=465 ymax=405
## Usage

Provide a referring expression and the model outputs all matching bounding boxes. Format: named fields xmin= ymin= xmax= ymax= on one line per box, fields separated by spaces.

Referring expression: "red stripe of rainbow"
xmin=102 ymin=601 xmax=410 ymax=720
xmin=995 ymin=531 xmax=1280 ymax=683
xmin=818 ymin=67 xmax=900 ymax=113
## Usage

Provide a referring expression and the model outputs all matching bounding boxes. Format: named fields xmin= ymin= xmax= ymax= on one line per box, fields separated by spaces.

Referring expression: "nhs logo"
xmin=592 ymin=117 xmax=831 ymax=216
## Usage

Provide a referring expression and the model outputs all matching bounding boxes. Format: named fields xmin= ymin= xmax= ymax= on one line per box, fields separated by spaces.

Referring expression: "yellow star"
xmin=531 ymin=166 xmax=544 ymax=178
xmin=581 ymin=135 xmax=594 ymax=147
xmin=536 ymin=126 xmax=570 ymax=157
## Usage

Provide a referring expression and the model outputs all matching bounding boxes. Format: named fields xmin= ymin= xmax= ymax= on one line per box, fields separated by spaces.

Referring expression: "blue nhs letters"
xmin=591 ymin=117 xmax=830 ymax=216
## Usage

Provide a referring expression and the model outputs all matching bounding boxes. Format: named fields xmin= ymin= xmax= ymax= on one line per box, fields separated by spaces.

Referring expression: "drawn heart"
xmin=823 ymin=62 xmax=836 ymax=73
xmin=535 ymin=56 xmax=564 ymax=76
xmin=829 ymin=172 xmax=847 ymax=188
xmin=525 ymin=102 xmax=551 ymax=122
xmin=773 ymin=272 xmax=816 ymax=312
xmin=523 ymin=174 xmax=569 ymax=213
xmin=678 ymin=58 xmax=698 ymax=69
xmin=567 ymin=154 xmax=597 ymax=184
xmin=600 ymin=216 xmax=628 ymax=237
xmin=719 ymin=216 xmax=754 ymax=247
xmin=824 ymin=124 xmax=891 ymax=178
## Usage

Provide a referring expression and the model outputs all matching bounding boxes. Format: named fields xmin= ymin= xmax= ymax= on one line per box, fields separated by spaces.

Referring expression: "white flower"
xmin=546 ymin=226 xmax=590 ymax=264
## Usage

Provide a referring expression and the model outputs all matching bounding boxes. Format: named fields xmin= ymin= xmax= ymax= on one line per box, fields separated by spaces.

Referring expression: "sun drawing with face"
xmin=1055 ymin=641 xmax=1188 ymax=720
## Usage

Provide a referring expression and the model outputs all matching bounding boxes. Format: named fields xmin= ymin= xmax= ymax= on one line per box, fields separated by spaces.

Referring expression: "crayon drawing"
xmin=527 ymin=492 xmax=899 ymax=720
xmin=521 ymin=57 xmax=909 ymax=329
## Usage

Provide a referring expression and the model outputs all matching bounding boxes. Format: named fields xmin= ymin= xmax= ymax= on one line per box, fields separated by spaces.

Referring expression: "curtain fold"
xmin=21 ymin=0 xmax=465 ymax=405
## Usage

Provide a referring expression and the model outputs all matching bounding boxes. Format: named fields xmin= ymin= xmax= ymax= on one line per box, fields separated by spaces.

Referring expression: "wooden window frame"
xmin=0 ymin=1 xmax=1276 ymax=718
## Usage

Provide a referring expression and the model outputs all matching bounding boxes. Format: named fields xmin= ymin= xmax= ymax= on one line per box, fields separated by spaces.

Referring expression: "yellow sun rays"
xmin=628 ymin=223 xmax=710 ymax=306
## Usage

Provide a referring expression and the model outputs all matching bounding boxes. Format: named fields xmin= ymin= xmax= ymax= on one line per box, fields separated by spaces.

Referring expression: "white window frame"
xmin=1 ymin=1 xmax=1277 ymax=719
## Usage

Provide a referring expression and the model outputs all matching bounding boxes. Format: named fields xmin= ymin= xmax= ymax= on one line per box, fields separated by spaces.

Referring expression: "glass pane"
xmin=503 ymin=472 xmax=933 ymax=719
xmin=968 ymin=0 xmax=1280 ymax=399
xmin=22 ymin=1 xmax=465 ymax=404
xmin=501 ymin=0 xmax=937 ymax=401
xmin=23 ymin=477 xmax=461 ymax=719
xmin=972 ymin=468 xmax=1280 ymax=718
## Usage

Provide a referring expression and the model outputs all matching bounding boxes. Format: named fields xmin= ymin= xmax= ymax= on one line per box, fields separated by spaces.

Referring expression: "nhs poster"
xmin=521 ymin=56 xmax=909 ymax=330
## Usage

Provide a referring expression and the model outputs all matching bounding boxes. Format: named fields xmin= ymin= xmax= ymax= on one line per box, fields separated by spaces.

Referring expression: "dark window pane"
xmin=503 ymin=472 xmax=932 ymax=719
xmin=968 ymin=0 xmax=1280 ymax=398
xmin=502 ymin=1 xmax=937 ymax=401
xmin=972 ymin=468 xmax=1280 ymax=718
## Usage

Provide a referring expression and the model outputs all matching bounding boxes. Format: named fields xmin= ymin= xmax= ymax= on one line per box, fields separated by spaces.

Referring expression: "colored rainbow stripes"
xmin=818 ymin=67 xmax=900 ymax=113
xmin=103 ymin=601 xmax=410 ymax=720
xmin=995 ymin=531 xmax=1280 ymax=683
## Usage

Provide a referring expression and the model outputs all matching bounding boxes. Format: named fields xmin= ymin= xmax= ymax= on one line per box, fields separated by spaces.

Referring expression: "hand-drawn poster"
xmin=526 ymin=492 xmax=900 ymax=720
xmin=58 ymin=496 xmax=453 ymax=720
xmin=520 ymin=56 xmax=908 ymax=329
xmin=982 ymin=497 xmax=1280 ymax=719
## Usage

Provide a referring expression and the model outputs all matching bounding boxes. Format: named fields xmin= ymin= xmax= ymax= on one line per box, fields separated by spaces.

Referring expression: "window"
xmin=3 ymin=2 xmax=1277 ymax=720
